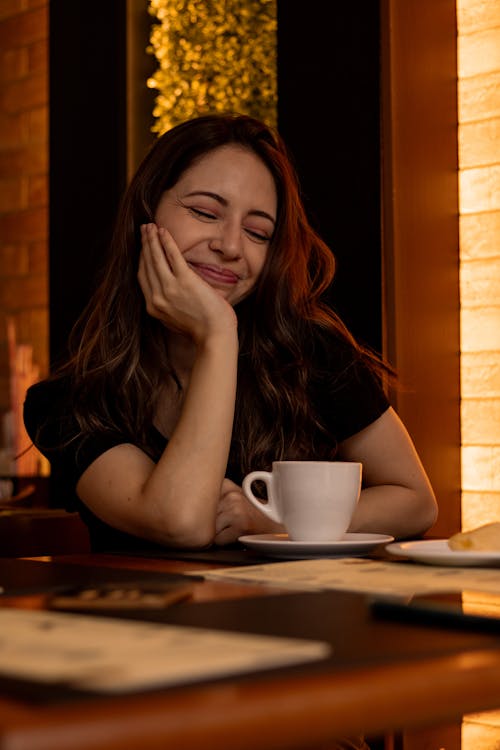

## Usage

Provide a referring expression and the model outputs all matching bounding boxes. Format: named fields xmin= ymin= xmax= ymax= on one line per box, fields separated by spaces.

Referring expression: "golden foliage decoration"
xmin=147 ymin=0 xmax=277 ymax=135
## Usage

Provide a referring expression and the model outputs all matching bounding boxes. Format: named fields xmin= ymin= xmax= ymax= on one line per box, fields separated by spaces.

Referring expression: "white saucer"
xmin=386 ymin=539 xmax=500 ymax=567
xmin=238 ymin=533 xmax=394 ymax=559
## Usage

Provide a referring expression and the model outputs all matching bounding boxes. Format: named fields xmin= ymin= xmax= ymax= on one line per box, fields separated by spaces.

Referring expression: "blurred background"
xmin=0 ymin=2 xmax=499 ymax=745
xmin=0 ymin=0 xmax=498 ymax=545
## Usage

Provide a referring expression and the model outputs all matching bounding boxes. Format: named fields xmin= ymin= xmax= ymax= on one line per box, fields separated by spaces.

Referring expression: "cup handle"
xmin=242 ymin=471 xmax=281 ymax=524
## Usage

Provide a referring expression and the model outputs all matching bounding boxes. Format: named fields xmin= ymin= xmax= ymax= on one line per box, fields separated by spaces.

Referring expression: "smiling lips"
xmin=189 ymin=262 xmax=240 ymax=285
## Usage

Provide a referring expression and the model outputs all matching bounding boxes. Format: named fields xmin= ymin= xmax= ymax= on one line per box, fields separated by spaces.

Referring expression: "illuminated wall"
xmin=0 ymin=2 xmax=49 ymax=475
xmin=459 ymin=0 xmax=500 ymax=530
xmin=147 ymin=0 xmax=277 ymax=134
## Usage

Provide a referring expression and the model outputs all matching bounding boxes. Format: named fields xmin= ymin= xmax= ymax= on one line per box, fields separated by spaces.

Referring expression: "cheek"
xmin=155 ymin=215 xmax=197 ymax=254
xmin=248 ymin=246 xmax=269 ymax=277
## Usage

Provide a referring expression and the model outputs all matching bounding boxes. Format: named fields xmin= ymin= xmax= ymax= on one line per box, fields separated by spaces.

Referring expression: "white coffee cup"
xmin=242 ymin=461 xmax=362 ymax=542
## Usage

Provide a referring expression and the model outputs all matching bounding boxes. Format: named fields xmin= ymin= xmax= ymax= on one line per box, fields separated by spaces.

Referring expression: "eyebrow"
xmin=184 ymin=191 xmax=276 ymax=225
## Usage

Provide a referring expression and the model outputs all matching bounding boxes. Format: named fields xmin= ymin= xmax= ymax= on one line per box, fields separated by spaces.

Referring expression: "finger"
xmin=214 ymin=524 xmax=239 ymax=546
xmin=144 ymin=223 xmax=175 ymax=277
xmin=215 ymin=499 xmax=244 ymax=532
xmin=139 ymin=225 xmax=163 ymax=292
xmin=137 ymin=254 xmax=151 ymax=298
xmin=157 ymin=226 xmax=189 ymax=276
xmin=215 ymin=508 xmax=230 ymax=534
xmin=139 ymin=227 xmax=157 ymax=280
xmin=216 ymin=490 xmax=243 ymax=517
xmin=141 ymin=224 xmax=177 ymax=306
xmin=220 ymin=478 xmax=241 ymax=497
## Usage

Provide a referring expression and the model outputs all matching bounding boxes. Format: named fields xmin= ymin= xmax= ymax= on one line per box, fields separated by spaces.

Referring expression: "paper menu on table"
xmin=190 ymin=557 xmax=500 ymax=597
xmin=0 ymin=609 xmax=330 ymax=693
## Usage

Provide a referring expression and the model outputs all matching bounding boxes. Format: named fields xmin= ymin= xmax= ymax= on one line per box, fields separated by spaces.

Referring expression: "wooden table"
xmin=0 ymin=552 xmax=500 ymax=750
xmin=0 ymin=509 xmax=90 ymax=557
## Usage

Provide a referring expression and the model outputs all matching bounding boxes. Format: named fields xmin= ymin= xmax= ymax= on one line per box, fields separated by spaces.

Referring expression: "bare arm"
xmin=76 ymin=224 xmax=238 ymax=549
xmin=339 ymin=407 xmax=438 ymax=539
xmin=214 ymin=407 xmax=438 ymax=545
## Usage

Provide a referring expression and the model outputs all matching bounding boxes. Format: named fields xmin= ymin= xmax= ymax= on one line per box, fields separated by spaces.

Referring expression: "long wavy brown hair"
xmin=62 ymin=113 xmax=390 ymax=474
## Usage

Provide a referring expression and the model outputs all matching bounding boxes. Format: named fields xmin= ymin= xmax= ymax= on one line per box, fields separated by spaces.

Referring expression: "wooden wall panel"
xmin=380 ymin=0 xmax=461 ymax=537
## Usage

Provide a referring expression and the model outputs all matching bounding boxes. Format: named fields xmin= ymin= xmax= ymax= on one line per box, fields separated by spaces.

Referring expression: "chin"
xmin=214 ymin=288 xmax=247 ymax=307
xmin=229 ymin=286 xmax=256 ymax=307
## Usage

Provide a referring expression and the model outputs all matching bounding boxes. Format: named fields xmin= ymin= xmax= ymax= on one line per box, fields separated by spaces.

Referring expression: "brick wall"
xmin=459 ymin=0 xmax=500 ymax=529
xmin=0 ymin=0 xmax=48 ymax=467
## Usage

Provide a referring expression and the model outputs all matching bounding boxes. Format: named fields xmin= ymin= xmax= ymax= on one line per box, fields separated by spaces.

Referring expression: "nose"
xmin=209 ymin=219 xmax=242 ymax=259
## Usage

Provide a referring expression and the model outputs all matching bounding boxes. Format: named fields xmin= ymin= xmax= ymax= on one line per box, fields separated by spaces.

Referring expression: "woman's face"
xmin=154 ymin=145 xmax=277 ymax=306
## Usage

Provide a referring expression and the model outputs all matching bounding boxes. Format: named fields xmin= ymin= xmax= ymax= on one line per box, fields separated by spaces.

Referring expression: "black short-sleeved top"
xmin=23 ymin=331 xmax=390 ymax=552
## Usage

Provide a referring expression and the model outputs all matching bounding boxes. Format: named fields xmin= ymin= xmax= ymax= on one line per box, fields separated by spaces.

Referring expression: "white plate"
xmin=238 ymin=533 xmax=394 ymax=559
xmin=386 ymin=539 xmax=500 ymax=567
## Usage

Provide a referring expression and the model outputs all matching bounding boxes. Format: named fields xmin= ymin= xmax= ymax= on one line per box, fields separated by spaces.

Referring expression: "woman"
xmin=24 ymin=113 xmax=437 ymax=552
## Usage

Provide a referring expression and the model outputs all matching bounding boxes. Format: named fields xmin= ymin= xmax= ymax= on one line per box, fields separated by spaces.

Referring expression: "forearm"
xmin=338 ymin=408 xmax=438 ymax=541
xmin=348 ymin=483 xmax=437 ymax=540
xmin=142 ymin=332 xmax=239 ymax=546
xmin=77 ymin=332 xmax=238 ymax=549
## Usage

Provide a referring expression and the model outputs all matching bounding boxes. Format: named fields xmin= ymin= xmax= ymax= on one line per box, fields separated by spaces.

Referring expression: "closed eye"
xmin=186 ymin=203 xmax=273 ymax=243
xmin=245 ymin=227 xmax=272 ymax=243
xmin=189 ymin=207 xmax=217 ymax=221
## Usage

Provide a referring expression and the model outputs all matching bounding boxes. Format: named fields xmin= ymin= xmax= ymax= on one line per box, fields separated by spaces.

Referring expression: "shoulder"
xmin=308 ymin=326 xmax=391 ymax=441
xmin=25 ymin=375 xmax=68 ymax=404
xmin=309 ymin=326 xmax=375 ymax=379
xmin=24 ymin=375 xmax=165 ymax=465
xmin=23 ymin=376 xmax=72 ymax=441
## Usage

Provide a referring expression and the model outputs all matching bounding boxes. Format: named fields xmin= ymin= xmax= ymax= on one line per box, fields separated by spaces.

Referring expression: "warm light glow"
xmin=458 ymin=0 xmax=500 ymax=532
xmin=147 ymin=0 xmax=277 ymax=135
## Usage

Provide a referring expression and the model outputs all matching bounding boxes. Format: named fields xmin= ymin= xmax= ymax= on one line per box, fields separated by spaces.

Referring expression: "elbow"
xmin=154 ymin=509 xmax=216 ymax=550
xmin=405 ymin=485 xmax=439 ymax=539
xmin=416 ymin=503 xmax=438 ymax=538
xmin=421 ymin=490 xmax=439 ymax=534
xmin=173 ymin=528 xmax=215 ymax=550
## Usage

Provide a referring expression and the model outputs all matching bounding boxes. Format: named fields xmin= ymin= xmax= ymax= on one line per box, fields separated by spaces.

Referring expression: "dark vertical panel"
xmin=277 ymin=0 xmax=382 ymax=352
xmin=126 ymin=0 xmax=157 ymax=178
xmin=49 ymin=0 xmax=128 ymax=368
